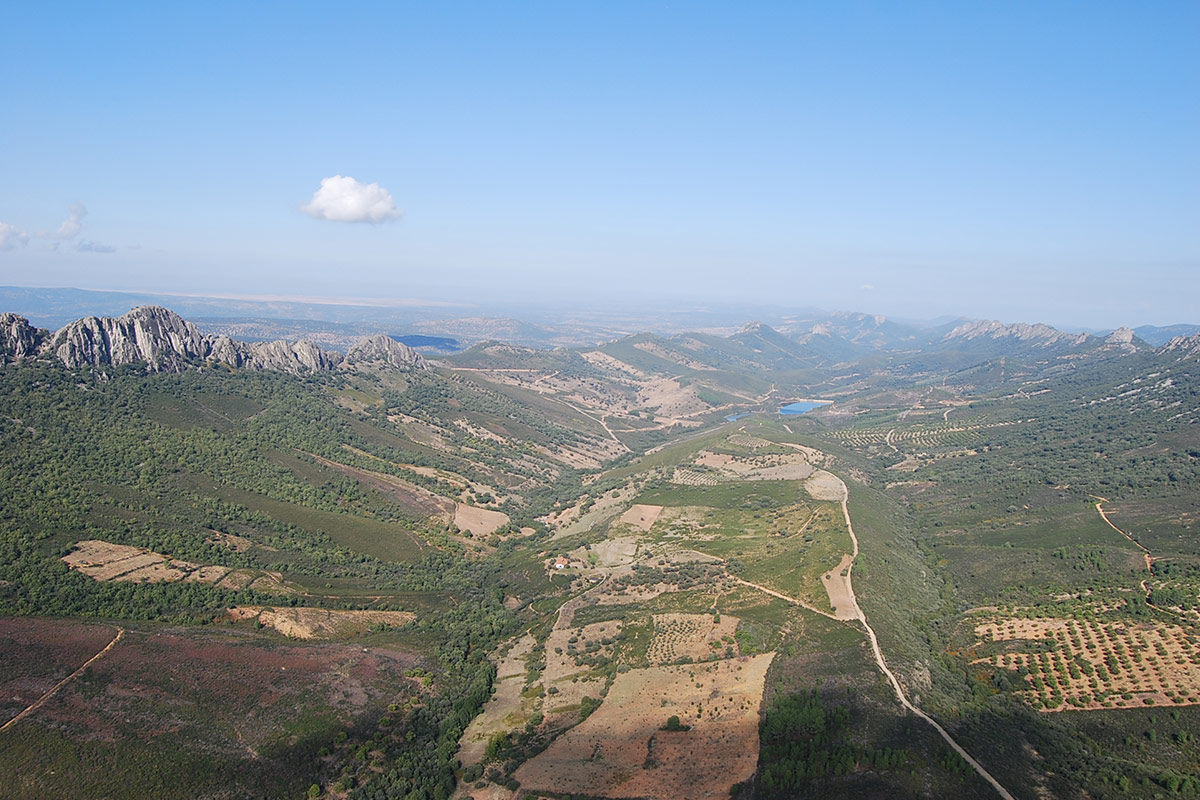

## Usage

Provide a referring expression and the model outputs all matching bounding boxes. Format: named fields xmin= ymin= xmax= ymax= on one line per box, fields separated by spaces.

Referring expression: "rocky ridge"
xmin=1162 ymin=333 xmax=1200 ymax=360
xmin=0 ymin=306 xmax=428 ymax=374
xmin=944 ymin=319 xmax=1092 ymax=348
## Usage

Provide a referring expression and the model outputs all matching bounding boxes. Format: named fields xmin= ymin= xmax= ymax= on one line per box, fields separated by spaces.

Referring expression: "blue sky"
xmin=1 ymin=1 xmax=1196 ymax=327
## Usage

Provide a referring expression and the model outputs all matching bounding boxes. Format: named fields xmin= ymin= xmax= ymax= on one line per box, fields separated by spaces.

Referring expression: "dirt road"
xmin=0 ymin=626 xmax=125 ymax=733
xmin=831 ymin=471 xmax=1014 ymax=799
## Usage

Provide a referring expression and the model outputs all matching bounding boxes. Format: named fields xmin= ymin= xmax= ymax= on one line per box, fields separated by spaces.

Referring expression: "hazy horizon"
xmin=2 ymin=3 xmax=1197 ymax=329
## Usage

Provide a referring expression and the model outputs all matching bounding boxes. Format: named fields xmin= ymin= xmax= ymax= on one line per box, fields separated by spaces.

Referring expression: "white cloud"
xmin=302 ymin=175 xmax=401 ymax=223
xmin=38 ymin=202 xmax=87 ymax=240
xmin=0 ymin=222 xmax=29 ymax=250
xmin=76 ymin=239 xmax=116 ymax=254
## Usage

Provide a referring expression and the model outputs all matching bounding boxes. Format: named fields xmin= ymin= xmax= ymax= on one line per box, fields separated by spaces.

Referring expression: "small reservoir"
xmin=778 ymin=400 xmax=833 ymax=416
xmin=725 ymin=412 xmax=752 ymax=422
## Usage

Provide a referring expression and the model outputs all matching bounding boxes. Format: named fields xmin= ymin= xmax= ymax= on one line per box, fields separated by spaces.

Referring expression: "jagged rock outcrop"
xmin=244 ymin=339 xmax=343 ymax=373
xmin=344 ymin=335 xmax=428 ymax=371
xmin=0 ymin=313 xmax=46 ymax=363
xmin=1161 ymin=333 xmax=1200 ymax=360
xmin=1101 ymin=326 xmax=1140 ymax=353
xmin=0 ymin=305 xmax=429 ymax=375
xmin=944 ymin=319 xmax=1091 ymax=348
xmin=43 ymin=306 xmax=210 ymax=371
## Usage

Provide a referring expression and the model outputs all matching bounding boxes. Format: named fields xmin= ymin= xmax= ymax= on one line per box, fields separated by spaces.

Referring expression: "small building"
xmin=553 ymin=556 xmax=570 ymax=569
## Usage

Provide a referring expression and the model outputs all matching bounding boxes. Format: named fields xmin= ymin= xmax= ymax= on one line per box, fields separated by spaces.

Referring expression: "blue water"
xmin=725 ymin=412 xmax=751 ymax=422
xmin=779 ymin=401 xmax=832 ymax=416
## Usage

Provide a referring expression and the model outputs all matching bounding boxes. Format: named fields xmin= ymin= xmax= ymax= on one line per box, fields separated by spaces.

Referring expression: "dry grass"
xmin=454 ymin=504 xmax=510 ymax=537
xmin=803 ymin=470 xmax=846 ymax=501
xmin=458 ymin=633 xmax=538 ymax=767
xmin=229 ymin=607 xmax=414 ymax=640
xmin=821 ymin=554 xmax=859 ymax=620
xmin=62 ymin=540 xmax=297 ymax=596
xmin=646 ymin=614 xmax=740 ymax=665
xmin=543 ymin=619 xmax=623 ymax=715
xmin=619 ymin=503 xmax=664 ymax=532
xmin=513 ymin=654 xmax=775 ymax=800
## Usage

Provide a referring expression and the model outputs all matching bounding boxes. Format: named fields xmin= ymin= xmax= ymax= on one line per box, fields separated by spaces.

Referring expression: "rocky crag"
xmin=0 ymin=306 xmax=428 ymax=374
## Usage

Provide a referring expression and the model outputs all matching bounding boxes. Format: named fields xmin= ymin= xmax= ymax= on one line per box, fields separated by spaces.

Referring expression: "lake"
xmin=778 ymin=401 xmax=832 ymax=416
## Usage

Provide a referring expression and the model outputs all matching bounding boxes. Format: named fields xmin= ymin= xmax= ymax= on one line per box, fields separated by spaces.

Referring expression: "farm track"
xmin=724 ymin=440 xmax=1015 ymax=798
xmin=0 ymin=626 xmax=125 ymax=733
xmin=1091 ymin=495 xmax=1150 ymax=557
xmin=1092 ymin=495 xmax=1197 ymax=626
xmin=730 ymin=577 xmax=837 ymax=620
xmin=834 ymin=476 xmax=1016 ymax=800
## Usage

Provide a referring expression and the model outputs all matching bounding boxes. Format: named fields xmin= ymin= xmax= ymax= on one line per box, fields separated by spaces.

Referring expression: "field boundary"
xmin=0 ymin=626 xmax=125 ymax=733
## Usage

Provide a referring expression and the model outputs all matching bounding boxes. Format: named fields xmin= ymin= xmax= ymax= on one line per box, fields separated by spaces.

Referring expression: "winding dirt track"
xmin=0 ymin=626 xmax=125 ymax=733
xmin=835 ymin=485 xmax=1015 ymax=799
xmin=722 ymin=443 xmax=1015 ymax=798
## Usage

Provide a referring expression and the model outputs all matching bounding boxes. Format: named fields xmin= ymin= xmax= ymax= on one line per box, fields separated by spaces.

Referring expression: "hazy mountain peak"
xmin=944 ymin=319 xmax=1090 ymax=347
xmin=345 ymin=334 xmax=428 ymax=371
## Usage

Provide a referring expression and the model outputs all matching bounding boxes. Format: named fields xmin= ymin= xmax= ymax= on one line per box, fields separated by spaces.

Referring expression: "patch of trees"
xmin=749 ymin=689 xmax=908 ymax=796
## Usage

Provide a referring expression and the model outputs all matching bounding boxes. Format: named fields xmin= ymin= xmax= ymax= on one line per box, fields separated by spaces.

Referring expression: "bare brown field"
xmin=804 ymin=469 xmax=847 ymax=501
xmin=543 ymin=618 xmax=623 ymax=715
xmin=619 ymin=503 xmax=664 ymax=531
xmin=646 ymin=613 xmax=740 ymax=664
xmin=692 ymin=450 xmax=815 ymax=481
xmin=821 ymin=553 xmax=859 ymax=620
xmin=62 ymin=540 xmax=295 ymax=594
xmin=513 ymin=653 xmax=774 ymax=800
xmin=973 ymin=615 xmax=1200 ymax=710
xmin=230 ymin=607 xmax=415 ymax=639
xmin=453 ymin=503 xmax=510 ymax=537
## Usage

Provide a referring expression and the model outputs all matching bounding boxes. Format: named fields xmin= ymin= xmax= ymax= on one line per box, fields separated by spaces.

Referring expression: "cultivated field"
xmin=62 ymin=540 xmax=295 ymax=594
xmin=646 ymin=613 xmax=740 ymax=664
xmin=973 ymin=614 xmax=1200 ymax=710
xmin=619 ymin=503 xmax=665 ymax=531
xmin=513 ymin=653 xmax=774 ymax=800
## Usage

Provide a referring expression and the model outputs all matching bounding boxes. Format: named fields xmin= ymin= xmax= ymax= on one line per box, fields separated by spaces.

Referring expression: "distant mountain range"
xmin=1 ymin=285 xmax=1196 ymax=356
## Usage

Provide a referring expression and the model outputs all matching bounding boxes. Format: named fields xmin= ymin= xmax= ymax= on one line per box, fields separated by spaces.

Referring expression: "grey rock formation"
xmin=9 ymin=305 xmax=428 ymax=375
xmin=1161 ymin=333 xmax=1200 ymax=359
xmin=1100 ymin=327 xmax=1140 ymax=353
xmin=0 ymin=313 xmax=46 ymax=363
xmin=42 ymin=306 xmax=210 ymax=371
xmin=344 ymin=334 xmax=428 ymax=371
xmin=944 ymin=319 xmax=1090 ymax=348
xmin=242 ymin=339 xmax=344 ymax=373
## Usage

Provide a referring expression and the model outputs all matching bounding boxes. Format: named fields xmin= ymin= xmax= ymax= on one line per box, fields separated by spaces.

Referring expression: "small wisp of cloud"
xmin=0 ymin=203 xmax=116 ymax=254
xmin=76 ymin=239 xmax=116 ymax=253
xmin=302 ymin=175 xmax=401 ymax=224
xmin=0 ymin=222 xmax=30 ymax=251
xmin=37 ymin=202 xmax=88 ymax=241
